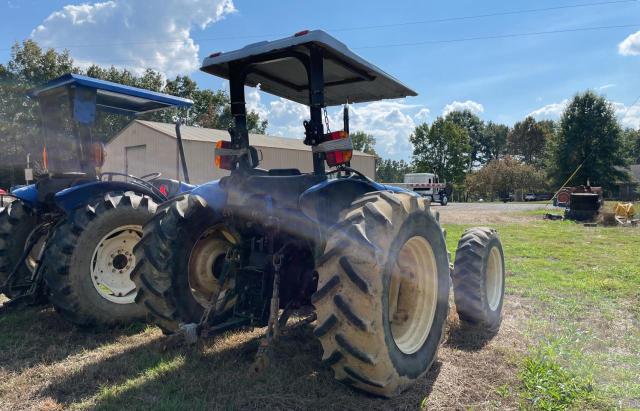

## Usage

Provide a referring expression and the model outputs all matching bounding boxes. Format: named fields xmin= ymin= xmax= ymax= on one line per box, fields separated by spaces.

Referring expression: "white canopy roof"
xmin=200 ymin=30 xmax=417 ymax=106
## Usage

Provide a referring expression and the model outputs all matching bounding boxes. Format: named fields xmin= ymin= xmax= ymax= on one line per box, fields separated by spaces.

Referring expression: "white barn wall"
xmin=104 ymin=122 xmax=376 ymax=184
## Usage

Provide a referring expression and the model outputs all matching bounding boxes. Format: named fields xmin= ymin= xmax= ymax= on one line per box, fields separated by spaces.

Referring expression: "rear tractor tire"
xmin=43 ymin=192 xmax=157 ymax=327
xmin=0 ymin=200 xmax=40 ymax=298
xmin=452 ymin=227 xmax=505 ymax=332
xmin=131 ymin=194 xmax=237 ymax=334
xmin=314 ymin=191 xmax=450 ymax=397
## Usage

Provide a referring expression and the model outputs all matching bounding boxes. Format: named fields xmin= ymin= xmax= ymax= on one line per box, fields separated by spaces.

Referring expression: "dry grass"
xmin=0 ymin=297 xmax=529 ymax=411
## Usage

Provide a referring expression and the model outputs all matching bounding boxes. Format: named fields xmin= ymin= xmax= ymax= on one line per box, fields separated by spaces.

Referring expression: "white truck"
xmin=403 ymin=173 xmax=449 ymax=205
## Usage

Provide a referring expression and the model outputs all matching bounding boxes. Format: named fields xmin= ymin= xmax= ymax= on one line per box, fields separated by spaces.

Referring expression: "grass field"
xmin=0 ymin=212 xmax=638 ymax=410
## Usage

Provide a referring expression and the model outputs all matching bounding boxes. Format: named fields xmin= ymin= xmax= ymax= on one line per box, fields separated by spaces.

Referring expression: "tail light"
xmin=214 ymin=140 xmax=236 ymax=170
xmin=323 ymin=131 xmax=353 ymax=167
xmin=90 ymin=142 xmax=106 ymax=168
xmin=42 ymin=145 xmax=48 ymax=170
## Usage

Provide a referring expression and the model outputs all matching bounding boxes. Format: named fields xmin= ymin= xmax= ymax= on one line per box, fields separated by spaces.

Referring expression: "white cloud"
xmin=442 ymin=100 xmax=484 ymax=116
xmin=598 ymin=83 xmax=616 ymax=91
xmin=528 ymin=99 xmax=569 ymax=120
xmin=618 ymin=30 xmax=640 ymax=56
xmin=528 ymin=98 xmax=640 ymax=129
xmin=414 ymin=108 xmax=431 ymax=122
xmin=30 ymin=0 xmax=235 ymax=76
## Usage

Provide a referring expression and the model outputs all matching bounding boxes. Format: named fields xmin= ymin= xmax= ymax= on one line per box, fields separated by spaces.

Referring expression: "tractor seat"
xmin=238 ymin=173 xmax=325 ymax=209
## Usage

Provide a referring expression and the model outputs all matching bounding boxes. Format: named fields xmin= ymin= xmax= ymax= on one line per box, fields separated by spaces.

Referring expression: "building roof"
xmin=200 ymin=30 xmax=417 ymax=106
xmin=135 ymin=120 xmax=375 ymax=157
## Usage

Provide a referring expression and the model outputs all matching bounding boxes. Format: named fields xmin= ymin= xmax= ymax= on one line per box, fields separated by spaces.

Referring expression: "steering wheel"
xmin=139 ymin=172 xmax=162 ymax=181
xmin=99 ymin=172 xmax=167 ymax=198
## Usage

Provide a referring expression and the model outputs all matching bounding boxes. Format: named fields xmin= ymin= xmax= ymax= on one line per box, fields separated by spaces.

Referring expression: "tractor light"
xmin=214 ymin=140 xmax=236 ymax=170
xmin=323 ymin=131 xmax=353 ymax=167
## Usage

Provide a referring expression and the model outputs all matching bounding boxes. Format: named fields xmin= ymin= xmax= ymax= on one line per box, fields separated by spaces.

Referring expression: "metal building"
xmin=103 ymin=120 xmax=376 ymax=184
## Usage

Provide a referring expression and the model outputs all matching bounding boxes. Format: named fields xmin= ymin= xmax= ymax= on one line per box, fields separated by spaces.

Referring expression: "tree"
xmin=507 ymin=116 xmax=548 ymax=165
xmin=349 ymin=131 xmax=377 ymax=156
xmin=621 ymin=128 xmax=640 ymax=164
xmin=410 ymin=119 xmax=470 ymax=184
xmin=551 ymin=91 xmax=628 ymax=189
xmin=376 ymin=158 xmax=412 ymax=182
xmin=465 ymin=156 xmax=547 ymax=200
xmin=482 ymin=121 xmax=509 ymax=160
xmin=445 ymin=110 xmax=485 ymax=168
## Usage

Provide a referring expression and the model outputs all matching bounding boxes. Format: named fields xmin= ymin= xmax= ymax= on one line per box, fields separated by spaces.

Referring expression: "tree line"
xmin=0 ymin=40 xmax=267 ymax=187
xmin=368 ymin=94 xmax=639 ymax=199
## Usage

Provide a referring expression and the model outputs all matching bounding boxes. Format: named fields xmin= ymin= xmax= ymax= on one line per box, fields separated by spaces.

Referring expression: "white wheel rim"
xmin=90 ymin=225 xmax=142 ymax=304
xmin=389 ymin=236 xmax=438 ymax=355
xmin=486 ymin=246 xmax=503 ymax=311
xmin=188 ymin=228 xmax=235 ymax=308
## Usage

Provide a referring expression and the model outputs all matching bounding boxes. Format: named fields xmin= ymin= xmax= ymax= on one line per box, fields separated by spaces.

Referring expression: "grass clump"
xmin=518 ymin=344 xmax=604 ymax=410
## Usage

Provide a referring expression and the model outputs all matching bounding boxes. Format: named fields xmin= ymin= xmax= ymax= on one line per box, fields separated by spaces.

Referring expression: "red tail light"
xmin=214 ymin=140 xmax=236 ymax=170
xmin=324 ymin=131 xmax=353 ymax=167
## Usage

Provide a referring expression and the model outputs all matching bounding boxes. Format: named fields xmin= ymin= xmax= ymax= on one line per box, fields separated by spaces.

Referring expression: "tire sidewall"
xmin=481 ymin=237 xmax=505 ymax=326
xmin=381 ymin=211 xmax=449 ymax=379
xmin=66 ymin=203 xmax=150 ymax=321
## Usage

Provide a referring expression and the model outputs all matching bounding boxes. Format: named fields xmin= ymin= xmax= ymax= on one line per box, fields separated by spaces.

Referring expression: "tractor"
xmin=132 ymin=30 xmax=506 ymax=396
xmin=0 ymin=74 xmax=195 ymax=327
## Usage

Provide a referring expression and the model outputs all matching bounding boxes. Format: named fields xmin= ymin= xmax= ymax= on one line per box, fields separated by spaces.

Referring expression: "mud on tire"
xmin=43 ymin=192 xmax=156 ymax=327
xmin=131 ymin=194 xmax=236 ymax=334
xmin=451 ymin=227 xmax=505 ymax=332
xmin=313 ymin=191 xmax=450 ymax=397
xmin=0 ymin=200 xmax=38 ymax=298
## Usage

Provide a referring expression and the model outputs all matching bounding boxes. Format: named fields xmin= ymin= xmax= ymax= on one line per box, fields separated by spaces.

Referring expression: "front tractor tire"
xmin=131 ymin=194 xmax=236 ymax=334
xmin=43 ymin=192 xmax=157 ymax=327
xmin=0 ymin=200 xmax=39 ymax=298
xmin=452 ymin=227 xmax=505 ymax=332
xmin=314 ymin=191 xmax=450 ymax=397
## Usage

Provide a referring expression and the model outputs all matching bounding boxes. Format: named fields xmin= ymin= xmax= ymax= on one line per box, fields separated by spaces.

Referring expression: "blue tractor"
xmin=0 ymin=74 xmax=195 ymax=326
xmin=132 ymin=30 xmax=506 ymax=396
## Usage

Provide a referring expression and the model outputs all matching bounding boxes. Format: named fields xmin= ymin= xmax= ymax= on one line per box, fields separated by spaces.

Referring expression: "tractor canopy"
xmin=201 ymin=30 xmax=417 ymax=106
xmin=27 ymin=74 xmax=193 ymax=176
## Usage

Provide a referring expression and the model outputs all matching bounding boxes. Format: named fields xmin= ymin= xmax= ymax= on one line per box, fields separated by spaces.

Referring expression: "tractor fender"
xmin=188 ymin=180 xmax=227 ymax=211
xmin=10 ymin=184 xmax=38 ymax=205
xmin=54 ymin=180 xmax=166 ymax=214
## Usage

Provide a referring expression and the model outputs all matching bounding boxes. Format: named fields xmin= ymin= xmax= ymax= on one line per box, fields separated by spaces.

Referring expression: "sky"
xmin=1 ymin=0 xmax=640 ymax=160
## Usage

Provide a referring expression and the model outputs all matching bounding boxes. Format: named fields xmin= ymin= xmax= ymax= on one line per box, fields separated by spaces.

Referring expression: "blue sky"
xmin=1 ymin=0 xmax=639 ymax=159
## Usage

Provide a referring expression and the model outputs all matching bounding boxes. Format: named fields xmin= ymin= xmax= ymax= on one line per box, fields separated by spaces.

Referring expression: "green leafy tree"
xmin=551 ymin=91 xmax=628 ymax=189
xmin=349 ymin=131 xmax=377 ymax=155
xmin=445 ymin=110 xmax=485 ymax=167
xmin=410 ymin=119 xmax=470 ymax=184
xmin=507 ymin=116 xmax=548 ymax=165
xmin=621 ymin=128 xmax=640 ymax=164
xmin=482 ymin=121 xmax=509 ymax=160
xmin=375 ymin=158 xmax=412 ymax=182
xmin=465 ymin=156 xmax=547 ymax=200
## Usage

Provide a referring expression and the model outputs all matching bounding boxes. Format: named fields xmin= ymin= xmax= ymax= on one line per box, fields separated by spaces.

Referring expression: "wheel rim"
xmin=486 ymin=246 xmax=503 ymax=311
xmin=90 ymin=225 xmax=142 ymax=304
xmin=188 ymin=227 xmax=236 ymax=308
xmin=389 ymin=236 xmax=438 ymax=355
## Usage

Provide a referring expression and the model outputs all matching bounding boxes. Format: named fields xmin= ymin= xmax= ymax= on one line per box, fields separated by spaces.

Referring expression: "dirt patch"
xmin=0 ymin=297 xmax=531 ymax=410
xmin=436 ymin=203 xmax=546 ymax=224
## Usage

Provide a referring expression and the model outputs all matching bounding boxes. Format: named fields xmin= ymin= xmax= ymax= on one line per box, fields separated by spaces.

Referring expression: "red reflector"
xmin=324 ymin=131 xmax=353 ymax=167
xmin=214 ymin=140 xmax=236 ymax=170
xmin=209 ymin=52 xmax=222 ymax=58
xmin=159 ymin=184 xmax=168 ymax=196
xmin=294 ymin=30 xmax=310 ymax=37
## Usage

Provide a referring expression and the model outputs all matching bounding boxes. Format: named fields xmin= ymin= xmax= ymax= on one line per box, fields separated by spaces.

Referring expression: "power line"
xmin=46 ymin=22 xmax=640 ymax=66
xmin=1 ymin=0 xmax=637 ymax=52
xmin=354 ymin=23 xmax=640 ymax=49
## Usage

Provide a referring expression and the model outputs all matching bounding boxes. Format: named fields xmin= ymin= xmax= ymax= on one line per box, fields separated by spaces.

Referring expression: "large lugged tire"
xmin=452 ymin=227 xmax=505 ymax=332
xmin=42 ymin=192 xmax=157 ymax=327
xmin=314 ymin=191 xmax=450 ymax=397
xmin=131 ymin=194 xmax=236 ymax=334
xmin=0 ymin=200 xmax=39 ymax=298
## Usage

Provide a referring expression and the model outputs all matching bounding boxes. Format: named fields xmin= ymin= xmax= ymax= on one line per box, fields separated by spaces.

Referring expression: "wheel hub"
xmin=188 ymin=228 xmax=235 ymax=307
xmin=389 ymin=236 xmax=438 ymax=355
xmin=90 ymin=225 xmax=141 ymax=304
